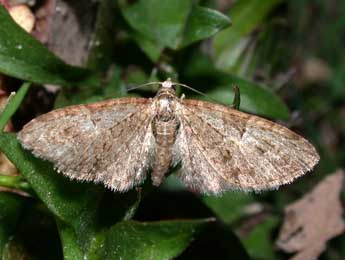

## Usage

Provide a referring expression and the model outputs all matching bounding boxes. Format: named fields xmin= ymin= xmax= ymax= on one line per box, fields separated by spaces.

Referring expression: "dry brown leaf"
xmin=33 ymin=0 xmax=96 ymax=66
xmin=276 ymin=170 xmax=345 ymax=260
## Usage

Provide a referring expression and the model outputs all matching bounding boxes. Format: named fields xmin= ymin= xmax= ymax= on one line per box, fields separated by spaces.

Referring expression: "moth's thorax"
xmin=154 ymin=87 xmax=178 ymax=122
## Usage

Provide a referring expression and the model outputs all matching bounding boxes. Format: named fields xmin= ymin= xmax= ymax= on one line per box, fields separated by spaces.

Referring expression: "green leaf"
xmin=0 ymin=193 xmax=25 ymax=256
xmin=100 ymin=219 xmax=211 ymax=259
xmin=121 ymin=0 xmax=192 ymax=49
xmin=0 ymin=82 xmax=30 ymax=131
xmin=213 ymin=0 xmax=281 ymax=71
xmin=0 ymin=6 xmax=100 ymax=87
xmin=121 ymin=0 xmax=230 ymax=60
xmin=180 ymin=6 xmax=231 ymax=48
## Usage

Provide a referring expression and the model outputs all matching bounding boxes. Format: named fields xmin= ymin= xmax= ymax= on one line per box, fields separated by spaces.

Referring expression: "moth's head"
xmin=161 ymin=78 xmax=175 ymax=89
xmin=157 ymin=78 xmax=177 ymax=97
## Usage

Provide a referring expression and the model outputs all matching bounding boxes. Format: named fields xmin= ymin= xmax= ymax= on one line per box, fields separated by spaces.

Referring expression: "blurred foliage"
xmin=0 ymin=0 xmax=344 ymax=259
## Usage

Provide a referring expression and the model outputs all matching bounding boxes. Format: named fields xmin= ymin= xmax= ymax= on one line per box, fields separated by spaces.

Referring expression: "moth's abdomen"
xmin=152 ymin=119 xmax=178 ymax=186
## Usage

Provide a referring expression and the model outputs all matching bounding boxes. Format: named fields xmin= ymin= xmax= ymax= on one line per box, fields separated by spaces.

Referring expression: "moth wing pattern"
xmin=174 ymin=99 xmax=320 ymax=195
xmin=18 ymin=97 xmax=155 ymax=191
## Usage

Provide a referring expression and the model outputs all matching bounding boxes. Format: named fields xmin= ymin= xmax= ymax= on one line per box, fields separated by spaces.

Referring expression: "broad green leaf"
xmin=182 ymin=50 xmax=290 ymax=120
xmin=121 ymin=0 xmax=230 ymax=60
xmin=214 ymin=0 xmax=281 ymax=71
xmin=0 ymin=6 xmax=100 ymax=87
xmin=241 ymin=216 xmax=279 ymax=260
xmin=100 ymin=219 xmax=211 ymax=260
xmin=0 ymin=82 xmax=30 ymax=131
xmin=180 ymin=6 xmax=231 ymax=48
xmin=202 ymin=192 xmax=255 ymax=224
xmin=121 ymin=0 xmax=192 ymax=49
xmin=0 ymin=193 xmax=25 ymax=256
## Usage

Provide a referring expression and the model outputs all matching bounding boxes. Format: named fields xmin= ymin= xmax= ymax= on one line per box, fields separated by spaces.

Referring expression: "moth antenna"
xmin=127 ymin=81 xmax=162 ymax=92
xmin=127 ymin=78 xmax=173 ymax=92
xmin=172 ymin=82 xmax=220 ymax=104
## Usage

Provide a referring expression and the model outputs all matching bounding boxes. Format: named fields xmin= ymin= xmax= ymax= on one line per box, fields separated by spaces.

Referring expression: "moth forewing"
xmin=18 ymin=98 xmax=155 ymax=191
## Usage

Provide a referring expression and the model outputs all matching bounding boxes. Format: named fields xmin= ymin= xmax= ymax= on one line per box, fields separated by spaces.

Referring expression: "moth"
xmin=18 ymin=79 xmax=319 ymax=194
